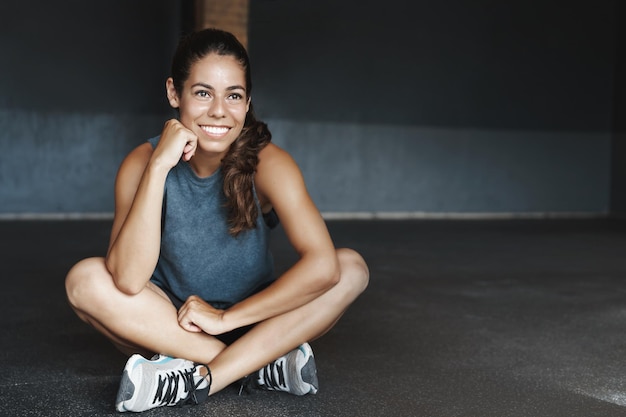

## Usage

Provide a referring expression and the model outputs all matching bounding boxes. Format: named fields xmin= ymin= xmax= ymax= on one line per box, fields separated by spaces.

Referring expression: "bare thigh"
xmin=65 ymin=257 xmax=226 ymax=361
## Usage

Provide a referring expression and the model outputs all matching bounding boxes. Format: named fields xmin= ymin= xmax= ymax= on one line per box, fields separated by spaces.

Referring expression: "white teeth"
xmin=202 ymin=126 xmax=229 ymax=135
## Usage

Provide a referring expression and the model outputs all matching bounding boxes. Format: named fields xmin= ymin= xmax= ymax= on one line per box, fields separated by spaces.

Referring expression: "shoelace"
xmin=238 ymin=374 xmax=257 ymax=396
xmin=152 ymin=364 xmax=212 ymax=407
xmin=257 ymin=357 xmax=288 ymax=391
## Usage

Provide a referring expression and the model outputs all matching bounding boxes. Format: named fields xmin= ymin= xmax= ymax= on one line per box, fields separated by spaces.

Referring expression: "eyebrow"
xmin=191 ymin=82 xmax=247 ymax=93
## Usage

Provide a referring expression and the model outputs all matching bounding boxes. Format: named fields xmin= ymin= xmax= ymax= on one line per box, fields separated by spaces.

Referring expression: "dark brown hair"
xmin=171 ymin=28 xmax=272 ymax=235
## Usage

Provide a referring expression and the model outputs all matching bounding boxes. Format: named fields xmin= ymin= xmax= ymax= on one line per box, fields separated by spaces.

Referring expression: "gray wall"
xmin=0 ymin=0 xmax=184 ymax=215
xmin=0 ymin=0 xmax=619 ymax=217
xmin=249 ymin=0 xmax=615 ymax=216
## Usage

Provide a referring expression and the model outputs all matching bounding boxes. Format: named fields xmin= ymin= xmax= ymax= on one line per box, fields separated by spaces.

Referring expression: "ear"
xmin=246 ymin=96 xmax=251 ymax=113
xmin=166 ymin=78 xmax=180 ymax=108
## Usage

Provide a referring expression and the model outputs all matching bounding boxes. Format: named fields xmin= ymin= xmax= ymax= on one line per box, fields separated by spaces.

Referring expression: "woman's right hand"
xmin=150 ymin=119 xmax=198 ymax=169
xmin=177 ymin=295 xmax=228 ymax=335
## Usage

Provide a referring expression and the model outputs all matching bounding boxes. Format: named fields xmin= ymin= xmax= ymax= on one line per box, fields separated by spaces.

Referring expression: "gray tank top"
xmin=147 ymin=136 xmax=275 ymax=309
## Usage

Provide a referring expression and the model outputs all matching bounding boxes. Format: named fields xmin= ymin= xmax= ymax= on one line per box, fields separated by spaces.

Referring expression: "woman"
xmin=65 ymin=28 xmax=369 ymax=413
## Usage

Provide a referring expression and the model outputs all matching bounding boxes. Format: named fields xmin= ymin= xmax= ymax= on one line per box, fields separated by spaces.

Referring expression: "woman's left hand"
xmin=178 ymin=295 xmax=227 ymax=335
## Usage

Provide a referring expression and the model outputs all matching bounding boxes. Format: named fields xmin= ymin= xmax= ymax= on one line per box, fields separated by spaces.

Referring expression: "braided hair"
xmin=170 ymin=28 xmax=272 ymax=235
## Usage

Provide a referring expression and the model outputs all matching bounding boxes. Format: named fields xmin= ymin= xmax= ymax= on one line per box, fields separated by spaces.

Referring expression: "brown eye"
xmin=195 ymin=90 xmax=211 ymax=99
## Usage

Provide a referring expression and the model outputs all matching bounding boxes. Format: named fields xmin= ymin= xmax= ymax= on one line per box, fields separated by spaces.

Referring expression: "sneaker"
xmin=255 ymin=343 xmax=319 ymax=396
xmin=115 ymin=354 xmax=211 ymax=412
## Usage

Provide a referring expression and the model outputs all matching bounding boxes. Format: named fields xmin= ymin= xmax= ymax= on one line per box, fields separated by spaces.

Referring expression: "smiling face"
xmin=166 ymin=53 xmax=250 ymax=159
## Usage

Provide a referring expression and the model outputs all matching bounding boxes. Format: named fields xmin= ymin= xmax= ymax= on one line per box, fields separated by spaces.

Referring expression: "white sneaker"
xmin=255 ymin=343 xmax=319 ymax=396
xmin=115 ymin=354 xmax=211 ymax=412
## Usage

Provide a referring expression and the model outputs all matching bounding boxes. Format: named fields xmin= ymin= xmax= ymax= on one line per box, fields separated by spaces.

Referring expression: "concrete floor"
xmin=2 ymin=218 xmax=626 ymax=416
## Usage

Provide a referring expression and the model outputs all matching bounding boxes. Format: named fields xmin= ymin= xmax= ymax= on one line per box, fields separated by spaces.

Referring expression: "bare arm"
xmin=105 ymin=119 xmax=198 ymax=294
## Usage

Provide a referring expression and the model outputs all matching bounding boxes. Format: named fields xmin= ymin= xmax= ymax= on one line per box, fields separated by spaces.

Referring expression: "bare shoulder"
xmin=108 ymin=142 xmax=154 ymax=248
xmin=256 ymin=143 xmax=303 ymax=187
xmin=255 ymin=144 xmax=331 ymax=257
xmin=255 ymin=143 xmax=306 ymax=208
xmin=113 ymin=142 xmax=153 ymax=192
xmin=114 ymin=142 xmax=153 ymax=206
xmin=257 ymin=142 xmax=294 ymax=168
xmin=118 ymin=142 xmax=154 ymax=178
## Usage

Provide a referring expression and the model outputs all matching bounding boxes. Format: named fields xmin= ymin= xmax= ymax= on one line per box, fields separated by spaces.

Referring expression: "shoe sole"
xmin=115 ymin=354 xmax=145 ymax=412
xmin=297 ymin=343 xmax=319 ymax=395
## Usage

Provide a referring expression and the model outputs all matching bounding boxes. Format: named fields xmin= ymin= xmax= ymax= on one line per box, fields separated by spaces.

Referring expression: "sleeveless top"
xmin=147 ymin=135 xmax=276 ymax=309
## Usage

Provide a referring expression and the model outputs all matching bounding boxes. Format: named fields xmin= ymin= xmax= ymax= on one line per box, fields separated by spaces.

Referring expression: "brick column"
xmin=194 ymin=0 xmax=249 ymax=48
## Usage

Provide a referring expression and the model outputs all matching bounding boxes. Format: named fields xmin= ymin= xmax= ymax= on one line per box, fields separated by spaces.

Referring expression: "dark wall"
xmin=248 ymin=0 xmax=616 ymax=214
xmin=0 ymin=1 xmax=181 ymax=114
xmin=611 ymin=1 xmax=626 ymax=215
xmin=249 ymin=0 xmax=614 ymax=131
xmin=0 ymin=0 xmax=185 ymax=214
xmin=0 ymin=0 xmax=620 ymax=216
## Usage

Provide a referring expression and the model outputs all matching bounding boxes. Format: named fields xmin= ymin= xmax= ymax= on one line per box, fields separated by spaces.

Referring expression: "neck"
xmin=187 ymin=152 xmax=223 ymax=178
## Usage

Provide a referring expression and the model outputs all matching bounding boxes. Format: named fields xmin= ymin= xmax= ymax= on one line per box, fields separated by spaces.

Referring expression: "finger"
xmin=181 ymin=320 xmax=203 ymax=332
xmin=178 ymin=310 xmax=197 ymax=330
xmin=182 ymin=140 xmax=197 ymax=161
xmin=177 ymin=306 xmax=191 ymax=325
xmin=182 ymin=149 xmax=195 ymax=161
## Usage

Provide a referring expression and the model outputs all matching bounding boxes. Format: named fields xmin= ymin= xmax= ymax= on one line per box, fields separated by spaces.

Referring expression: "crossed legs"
xmin=65 ymin=248 xmax=369 ymax=396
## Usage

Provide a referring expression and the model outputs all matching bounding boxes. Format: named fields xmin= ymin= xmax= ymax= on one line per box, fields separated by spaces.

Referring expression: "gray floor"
xmin=2 ymin=218 xmax=626 ymax=417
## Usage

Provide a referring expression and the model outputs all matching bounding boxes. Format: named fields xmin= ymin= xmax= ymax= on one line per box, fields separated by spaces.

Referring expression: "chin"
xmin=199 ymin=140 xmax=234 ymax=154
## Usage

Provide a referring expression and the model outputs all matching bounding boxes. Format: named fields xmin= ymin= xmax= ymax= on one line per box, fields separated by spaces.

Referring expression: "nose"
xmin=208 ymin=97 xmax=225 ymax=118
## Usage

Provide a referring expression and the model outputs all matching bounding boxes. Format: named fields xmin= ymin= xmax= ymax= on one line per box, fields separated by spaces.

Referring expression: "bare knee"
xmin=336 ymin=248 xmax=369 ymax=297
xmin=65 ymin=257 xmax=113 ymax=313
